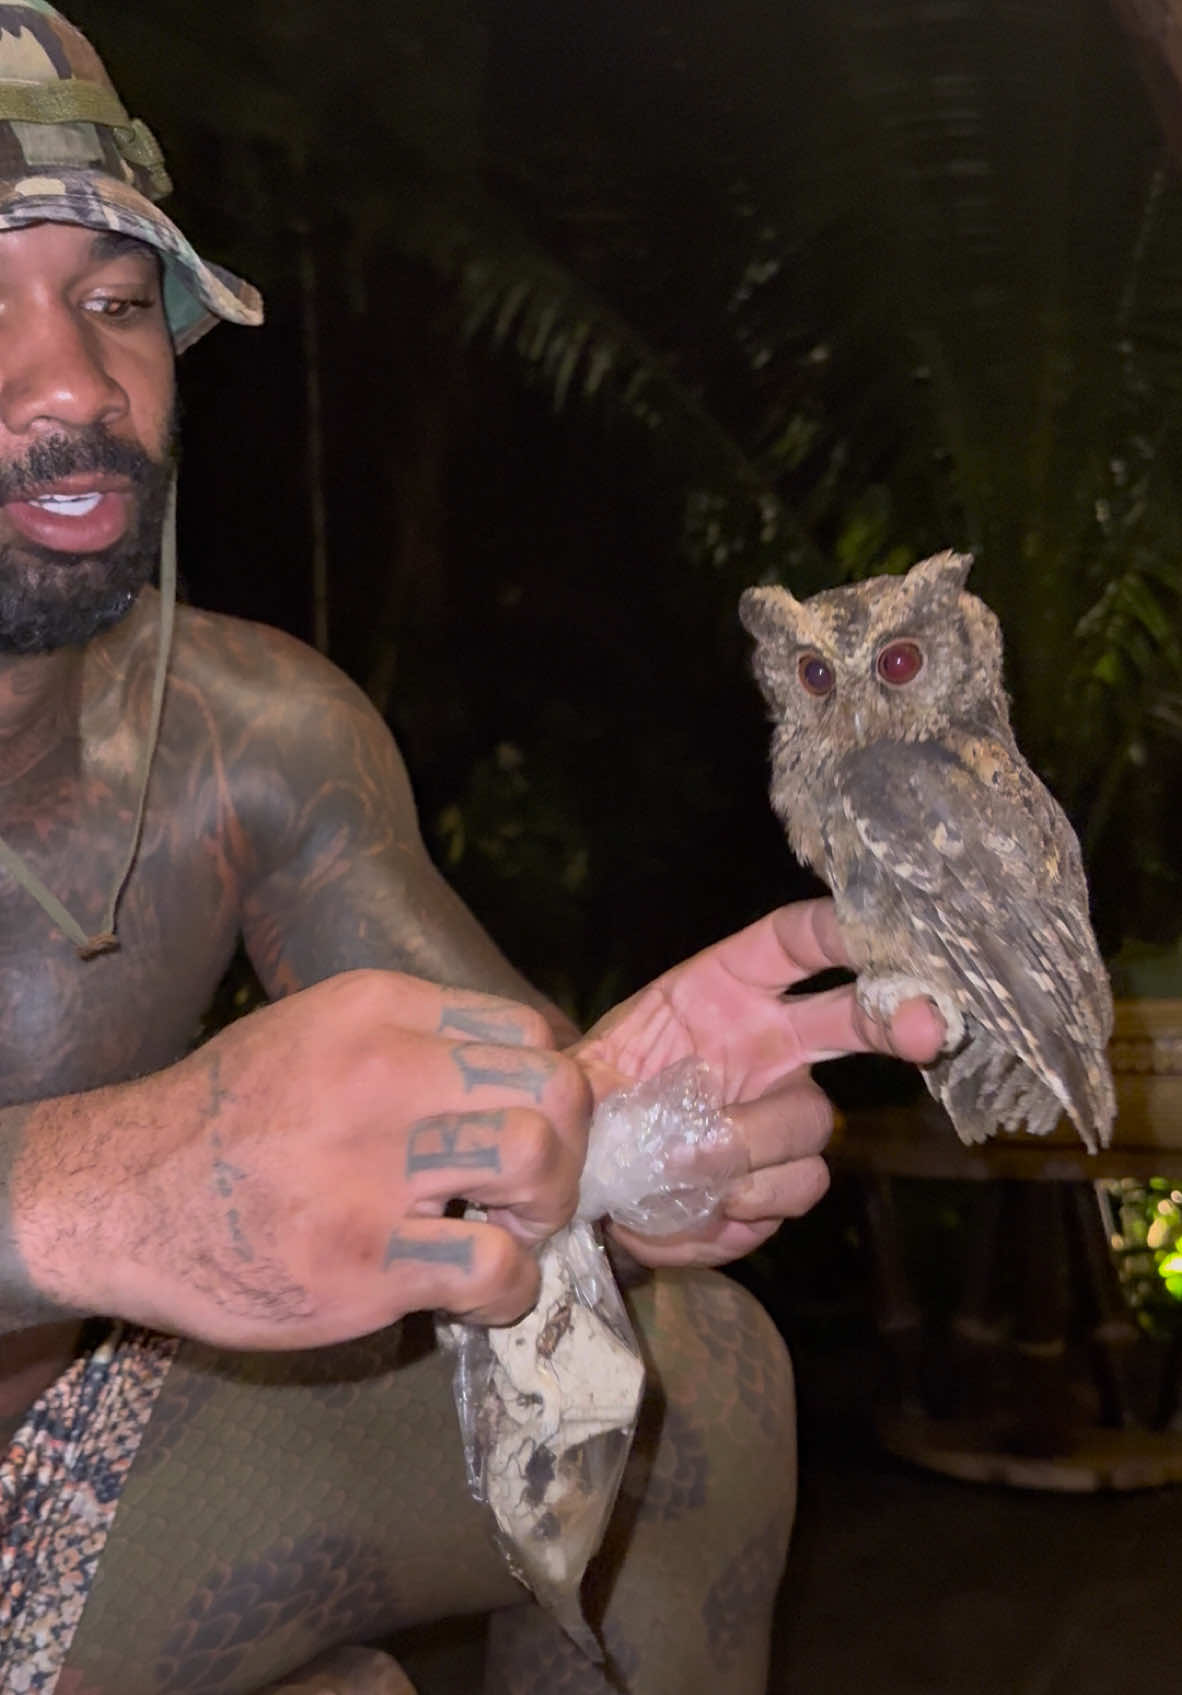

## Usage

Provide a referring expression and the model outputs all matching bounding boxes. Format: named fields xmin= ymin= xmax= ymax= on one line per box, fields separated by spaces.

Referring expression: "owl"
xmin=738 ymin=550 xmax=1115 ymax=1151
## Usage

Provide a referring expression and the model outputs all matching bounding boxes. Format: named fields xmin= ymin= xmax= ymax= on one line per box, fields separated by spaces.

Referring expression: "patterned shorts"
xmin=0 ymin=1324 xmax=177 ymax=1694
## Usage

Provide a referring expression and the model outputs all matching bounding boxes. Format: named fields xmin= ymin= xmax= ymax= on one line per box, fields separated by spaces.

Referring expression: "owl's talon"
xmin=856 ymin=973 xmax=965 ymax=1054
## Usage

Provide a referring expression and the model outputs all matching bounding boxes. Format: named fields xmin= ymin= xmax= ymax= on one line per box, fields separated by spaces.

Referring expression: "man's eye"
xmin=84 ymin=296 xmax=154 ymax=321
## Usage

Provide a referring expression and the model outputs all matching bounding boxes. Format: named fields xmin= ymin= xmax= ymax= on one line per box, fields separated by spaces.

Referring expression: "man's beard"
xmin=0 ymin=420 xmax=178 ymax=655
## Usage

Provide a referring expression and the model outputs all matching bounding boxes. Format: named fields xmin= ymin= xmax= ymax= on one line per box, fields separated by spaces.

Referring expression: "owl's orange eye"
xmin=798 ymin=653 xmax=835 ymax=696
xmin=877 ymin=640 xmax=924 ymax=685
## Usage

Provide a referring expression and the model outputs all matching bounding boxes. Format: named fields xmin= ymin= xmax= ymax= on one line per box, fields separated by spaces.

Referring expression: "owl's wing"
xmin=833 ymin=737 xmax=1113 ymax=1131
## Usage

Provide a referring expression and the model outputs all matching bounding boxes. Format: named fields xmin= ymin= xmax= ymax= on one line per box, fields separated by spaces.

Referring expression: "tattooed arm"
xmin=0 ymin=1101 xmax=84 ymax=1332
xmin=225 ymin=624 xmax=576 ymax=1039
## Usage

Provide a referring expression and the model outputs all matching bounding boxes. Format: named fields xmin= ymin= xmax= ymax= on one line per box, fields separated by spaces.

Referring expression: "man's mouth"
xmin=25 ymin=492 xmax=106 ymax=517
xmin=2 ymin=479 xmax=133 ymax=554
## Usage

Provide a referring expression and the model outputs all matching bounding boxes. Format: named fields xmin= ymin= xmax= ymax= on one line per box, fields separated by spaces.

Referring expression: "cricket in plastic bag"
xmin=437 ymin=1059 xmax=745 ymax=1660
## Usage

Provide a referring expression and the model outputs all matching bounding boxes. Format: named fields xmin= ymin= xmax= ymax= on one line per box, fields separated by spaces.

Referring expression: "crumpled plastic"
xmin=576 ymin=1057 xmax=747 ymax=1235
xmin=438 ymin=1058 xmax=744 ymax=1660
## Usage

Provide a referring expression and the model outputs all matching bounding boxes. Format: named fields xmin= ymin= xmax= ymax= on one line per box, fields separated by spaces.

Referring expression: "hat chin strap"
xmin=0 ymin=479 xmax=177 ymax=959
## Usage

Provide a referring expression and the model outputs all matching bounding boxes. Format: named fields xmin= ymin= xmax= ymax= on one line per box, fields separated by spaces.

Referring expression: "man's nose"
xmin=0 ymin=310 xmax=128 ymax=437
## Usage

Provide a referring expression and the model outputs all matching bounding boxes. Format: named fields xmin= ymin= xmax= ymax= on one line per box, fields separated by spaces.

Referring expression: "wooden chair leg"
xmin=861 ymin=1173 xmax=926 ymax=1414
xmin=942 ymin=1178 xmax=1008 ymax=1421
xmin=1066 ymin=1181 xmax=1140 ymax=1429
xmin=1000 ymin=1183 xmax=1074 ymax=1456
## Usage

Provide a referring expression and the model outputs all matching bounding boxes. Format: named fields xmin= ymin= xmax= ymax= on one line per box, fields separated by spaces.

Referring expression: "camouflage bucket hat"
xmin=0 ymin=0 xmax=262 ymax=352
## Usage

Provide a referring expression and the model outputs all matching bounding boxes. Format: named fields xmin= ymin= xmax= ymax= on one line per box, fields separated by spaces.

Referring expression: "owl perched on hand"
xmin=738 ymin=550 xmax=1115 ymax=1152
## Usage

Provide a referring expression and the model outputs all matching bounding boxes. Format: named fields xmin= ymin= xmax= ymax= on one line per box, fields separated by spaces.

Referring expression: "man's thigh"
xmin=62 ymin=1318 xmax=522 ymax=1695
xmin=60 ymin=1269 xmax=795 ymax=1695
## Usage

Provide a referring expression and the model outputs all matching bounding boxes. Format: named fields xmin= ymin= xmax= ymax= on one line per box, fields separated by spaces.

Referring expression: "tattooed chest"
xmin=0 ymin=930 xmax=240 ymax=1108
xmin=0 ymin=787 xmax=243 ymax=1106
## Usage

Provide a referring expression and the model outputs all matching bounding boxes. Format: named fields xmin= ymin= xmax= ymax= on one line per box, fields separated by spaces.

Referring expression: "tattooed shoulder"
xmin=168 ymin=605 xmax=418 ymax=862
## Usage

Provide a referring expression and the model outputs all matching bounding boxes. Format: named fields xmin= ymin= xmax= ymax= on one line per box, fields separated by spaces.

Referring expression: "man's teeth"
xmin=27 ymin=493 xmax=105 ymax=516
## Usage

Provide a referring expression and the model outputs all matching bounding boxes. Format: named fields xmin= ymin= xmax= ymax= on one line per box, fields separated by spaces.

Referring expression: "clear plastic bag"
xmin=439 ymin=1217 xmax=643 ymax=1659
xmin=439 ymin=1059 xmax=743 ymax=1659
xmin=577 ymin=1057 xmax=746 ymax=1235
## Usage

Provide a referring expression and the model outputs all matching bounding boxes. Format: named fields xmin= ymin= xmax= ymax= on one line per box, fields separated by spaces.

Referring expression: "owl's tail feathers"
xmin=1066 ymin=1056 xmax=1117 ymax=1154
xmin=925 ymin=1037 xmax=1115 ymax=1153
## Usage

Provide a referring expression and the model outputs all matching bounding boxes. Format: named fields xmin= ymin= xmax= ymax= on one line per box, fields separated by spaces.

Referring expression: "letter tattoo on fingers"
xmin=450 ymin=1045 xmax=555 ymax=1102
xmin=405 ymin=1111 xmax=505 ymax=1176
xmin=439 ymin=1005 xmax=531 ymax=1044
xmin=384 ymin=1232 xmax=474 ymax=1272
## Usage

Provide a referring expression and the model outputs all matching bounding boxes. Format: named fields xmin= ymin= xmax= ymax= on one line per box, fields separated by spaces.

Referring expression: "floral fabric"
xmin=0 ymin=1325 xmax=177 ymax=1693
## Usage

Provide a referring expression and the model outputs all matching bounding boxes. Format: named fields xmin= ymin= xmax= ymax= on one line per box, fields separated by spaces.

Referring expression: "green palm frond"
xmin=395 ymin=195 xmax=828 ymax=583
xmin=69 ymin=0 xmax=1182 ymax=947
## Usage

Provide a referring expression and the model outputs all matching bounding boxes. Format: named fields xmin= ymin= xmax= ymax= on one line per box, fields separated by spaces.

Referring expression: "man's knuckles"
xmin=447 ymin=1225 xmax=541 ymax=1325
xmin=500 ymin=1105 xmax=580 ymax=1188
xmin=398 ymin=1105 xmax=578 ymax=1218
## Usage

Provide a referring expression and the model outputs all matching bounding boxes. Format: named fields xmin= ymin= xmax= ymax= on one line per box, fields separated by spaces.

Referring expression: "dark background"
xmin=46 ymin=19 xmax=1182 ymax=1685
xmin=62 ymin=0 xmax=1182 ymax=1020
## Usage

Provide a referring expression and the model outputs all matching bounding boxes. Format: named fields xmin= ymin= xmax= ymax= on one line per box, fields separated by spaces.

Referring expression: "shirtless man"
xmin=0 ymin=7 xmax=943 ymax=1691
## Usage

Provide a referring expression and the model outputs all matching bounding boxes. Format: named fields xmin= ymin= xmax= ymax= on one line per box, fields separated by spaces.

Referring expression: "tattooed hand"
xmin=571 ymin=898 xmax=945 ymax=1269
xmin=8 ymin=972 xmax=591 ymax=1347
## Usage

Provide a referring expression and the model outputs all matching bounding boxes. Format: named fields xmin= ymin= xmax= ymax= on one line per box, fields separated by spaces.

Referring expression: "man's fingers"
xmin=363 ymin=1032 xmax=592 ymax=1153
xmin=868 ymin=994 xmax=947 ymax=1063
xmin=608 ymin=1214 xmax=782 ymax=1269
xmin=725 ymin=1077 xmax=834 ymax=1170
xmin=403 ymin=1107 xmax=580 ymax=1244
xmin=438 ymin=1040 xmax=592 ymax=1122
xmin=768 ymin=897 xmax=854 ymax=978
xmin=384 ymin=1217 xmax=541 ymax=1326
xmin=781 ymin=981 xmax=945 ymax=1065
xmin=723 ymin=1155 xmax=831 ymax=1222
xmin=681 ymin=896 xmax=845 ymax=995
xmin=313 ymin=969 xmax=557 ymax=1048
xmin=432 ymin=992 xmax=558 ymax=1051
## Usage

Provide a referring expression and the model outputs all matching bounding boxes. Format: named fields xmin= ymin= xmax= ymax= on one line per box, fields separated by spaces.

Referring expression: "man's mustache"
xmin=0 ymin=429 xmax=172 ymax=504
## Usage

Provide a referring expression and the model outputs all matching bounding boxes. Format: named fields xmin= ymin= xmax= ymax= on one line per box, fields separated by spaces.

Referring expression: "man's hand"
xmin=572 ymin=898 xmax=944 ymax=1268
xmin=10 ymin=972 xmax=591 ymax=1349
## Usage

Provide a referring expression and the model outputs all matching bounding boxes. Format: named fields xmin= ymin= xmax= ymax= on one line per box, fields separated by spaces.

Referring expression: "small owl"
xmin=739 ymin=550 xmax=1115 ymax=1151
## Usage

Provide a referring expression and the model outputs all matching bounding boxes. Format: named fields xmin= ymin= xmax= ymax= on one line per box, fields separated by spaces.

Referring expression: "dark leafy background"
xmin=68 ymin=0 xmax=1182 ymax=1019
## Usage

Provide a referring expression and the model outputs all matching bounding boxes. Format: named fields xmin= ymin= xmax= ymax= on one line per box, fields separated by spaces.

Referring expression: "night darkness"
xmin=61 ymin=0 xmax=1182 ymax=1012
xmin=28 ymin=13 xmax=1182 ymax=1681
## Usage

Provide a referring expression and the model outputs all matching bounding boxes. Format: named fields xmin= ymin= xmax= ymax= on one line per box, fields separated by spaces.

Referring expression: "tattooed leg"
xmin=58 ymin=1319 xmax=523 ymax=1695
xmin=57 ymin=1274 xmax=793 ymax=1695
xmin=483 ymin=1269 xmax=796 ymax=1695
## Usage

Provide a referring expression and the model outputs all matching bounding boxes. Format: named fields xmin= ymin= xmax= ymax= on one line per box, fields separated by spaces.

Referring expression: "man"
xmin=0 ymin=6 xmax=943 ymax=1691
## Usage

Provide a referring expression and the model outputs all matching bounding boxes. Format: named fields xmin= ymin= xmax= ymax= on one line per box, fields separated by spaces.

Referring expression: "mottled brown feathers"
xmin=739 ymin=552 xmax=1115 ymax=1151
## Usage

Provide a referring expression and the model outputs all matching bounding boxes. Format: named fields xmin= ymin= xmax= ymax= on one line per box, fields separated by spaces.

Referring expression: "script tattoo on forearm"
xmin=197 ymin=1054 xmax=255 ymax=1264
xmin=405 ymin=1111 xmax=505 ymax=1176
xmin=199 ymin=1052 xmax=236 ymax=1121
xmin=451 ymin=1045 xmax=555 ymax=1102
xmin=210 ymin=1134 xmax=254 ymax=1263
xmin=384 ymin=1232 xmax=474 ymax=1272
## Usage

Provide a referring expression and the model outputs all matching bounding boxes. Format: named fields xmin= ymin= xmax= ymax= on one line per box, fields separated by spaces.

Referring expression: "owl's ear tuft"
xmin=739 ymin=584 xmax=803 ymax=644
xmin=905 ymin=550 xmax=974 ymax=597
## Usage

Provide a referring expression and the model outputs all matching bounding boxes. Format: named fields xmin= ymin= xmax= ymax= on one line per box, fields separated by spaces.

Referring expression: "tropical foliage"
xmin=74 ymin=0 xmax=1182 ymax=1013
